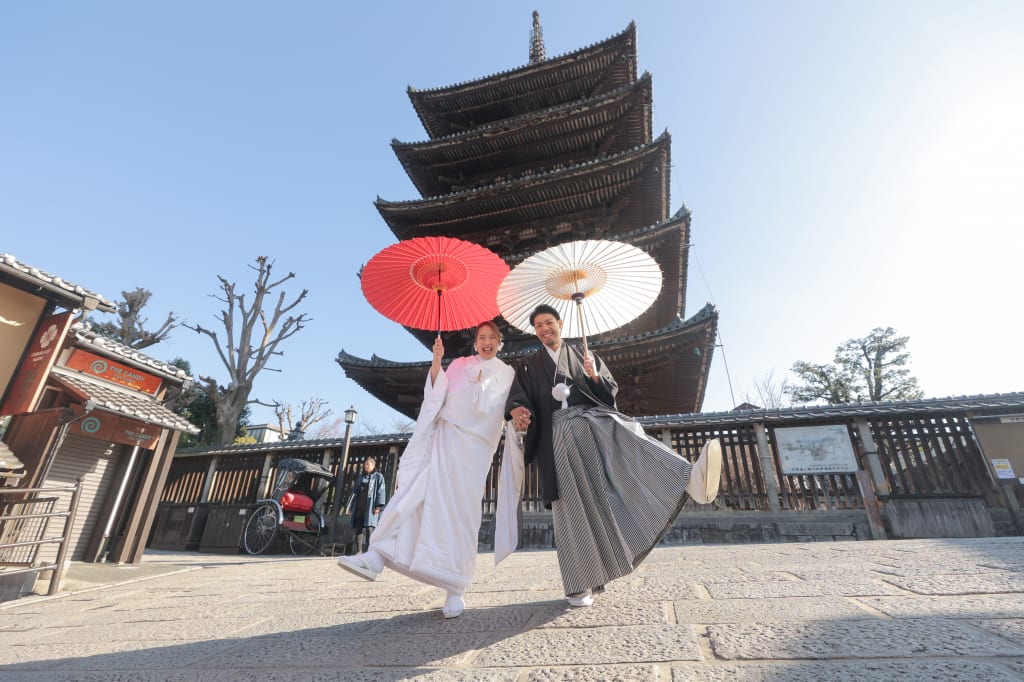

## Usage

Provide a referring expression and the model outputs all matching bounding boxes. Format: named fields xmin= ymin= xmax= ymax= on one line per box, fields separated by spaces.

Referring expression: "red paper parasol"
xmin=361 ymin=236 xmax=509 ymax=333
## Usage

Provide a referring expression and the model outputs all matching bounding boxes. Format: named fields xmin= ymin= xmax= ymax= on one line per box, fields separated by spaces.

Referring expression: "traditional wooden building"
xmin=1 ymin=254 xmax=198 ymax=573
xmin=338 ymin=15 xmax=719 ymax=419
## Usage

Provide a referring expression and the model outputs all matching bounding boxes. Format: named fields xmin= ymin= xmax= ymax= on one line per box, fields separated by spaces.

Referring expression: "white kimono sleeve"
xmin=494 ymin=422 xmax=525 ymax=564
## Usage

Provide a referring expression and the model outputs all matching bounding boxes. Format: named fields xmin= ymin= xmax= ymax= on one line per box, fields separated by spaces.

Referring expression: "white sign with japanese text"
xmin=776 ymin=424 xmax=859 ymax=474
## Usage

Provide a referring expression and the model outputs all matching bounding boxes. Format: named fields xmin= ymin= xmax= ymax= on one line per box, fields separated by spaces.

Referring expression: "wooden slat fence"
xmin=206 ymin=454 xmax=265 ymax=503
xmin=868 ymin=414 xmax=999 ymax=504
xmin=163 ymin=404 xmax=1010 ymax=520
xmin=161 ymin=454 xmax=211 ymax=504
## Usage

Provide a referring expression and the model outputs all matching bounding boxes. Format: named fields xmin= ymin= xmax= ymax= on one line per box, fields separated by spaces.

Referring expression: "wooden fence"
xmin=160 ymin=395 xmax=1022 ymax=537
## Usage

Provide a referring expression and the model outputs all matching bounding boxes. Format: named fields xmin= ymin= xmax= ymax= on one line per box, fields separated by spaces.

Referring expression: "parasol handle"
xmin=572 ymin=292 xmax=589 ymax=358
xmin=436 ymin=289 xmax=442 ymax=336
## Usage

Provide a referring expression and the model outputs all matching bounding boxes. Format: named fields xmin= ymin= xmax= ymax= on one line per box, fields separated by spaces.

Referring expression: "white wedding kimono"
xmin=368 ymin=354 xmax=515 ymax=595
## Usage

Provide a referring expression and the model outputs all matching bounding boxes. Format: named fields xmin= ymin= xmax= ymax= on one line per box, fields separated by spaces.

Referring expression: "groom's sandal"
xmin=337 ymin=554 xmax=380 ymax=581
xmin=686 ymin=438 xmax=722 ymax=505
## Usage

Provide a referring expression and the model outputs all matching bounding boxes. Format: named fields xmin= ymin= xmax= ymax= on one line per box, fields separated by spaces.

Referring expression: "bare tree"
xmin=741 ymin=370 xmax=792 ymax=410
xmin=274 ymin=398 xmax=334 ymax=439
xmin=354 ymin=417 xmax=414 ymax=437
xmin=184 ymin=257 xmax=310 ymax=445
xmin=90 ymin=288 xmax=178 ymax=349
xmin=388 ymin=417 xmax=415 ymax=434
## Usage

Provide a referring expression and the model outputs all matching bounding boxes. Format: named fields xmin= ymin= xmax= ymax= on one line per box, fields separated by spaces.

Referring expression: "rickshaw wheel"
xmin=242 ymin=504 xmax=277 ymax=554
xmin=288 ymin=532 xmax=320 ymax=556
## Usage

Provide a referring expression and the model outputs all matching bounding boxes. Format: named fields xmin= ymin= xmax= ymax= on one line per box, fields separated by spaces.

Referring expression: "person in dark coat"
xmin=347 ymin=457 xmax=386 ymax=554
xmin=506 ymin=306 xmax=617 ymax=508
xmin=506 ymin=304 xmax=721 ymax=608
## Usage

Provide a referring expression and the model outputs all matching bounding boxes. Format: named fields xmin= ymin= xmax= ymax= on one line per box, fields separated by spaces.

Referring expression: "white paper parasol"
xmin=497 ymin=240 xmax=662 ymax=355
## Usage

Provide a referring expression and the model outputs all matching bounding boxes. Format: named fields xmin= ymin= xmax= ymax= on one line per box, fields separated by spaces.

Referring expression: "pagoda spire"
xmin=529 ymin=10 xmax=546 ymax=64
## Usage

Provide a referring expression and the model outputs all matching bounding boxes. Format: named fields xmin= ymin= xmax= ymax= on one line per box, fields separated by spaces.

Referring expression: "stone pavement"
xmin=2 ymin=537 xmax=1023 ymax=681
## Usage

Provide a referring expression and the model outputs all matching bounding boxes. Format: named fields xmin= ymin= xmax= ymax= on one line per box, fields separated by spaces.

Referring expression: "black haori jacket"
xmin=505 ymin=342 xmax=617 ymax=506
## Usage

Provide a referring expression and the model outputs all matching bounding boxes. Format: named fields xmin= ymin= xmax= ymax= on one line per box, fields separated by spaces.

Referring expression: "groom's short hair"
xmin=530 ymin=304 xmax=561 ymax=326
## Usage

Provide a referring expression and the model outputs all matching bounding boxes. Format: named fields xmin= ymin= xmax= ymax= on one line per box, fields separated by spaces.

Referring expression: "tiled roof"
xmin=0 ymin=253 xmax=116 ymax=312
xmin=178 ymin=432 xmax=412 ymax=456
xmin=408 ymin=23 xmax=638 ymax=139
xmin=376 ymin=133 xmax=671 ymax=239
xmin=637 ymin=392 xmax=1024 ymax=428
xmin=52 ymin=368 xmax=200 ymax=434
xmin=338 ymin=305 xmax=718 ymax=419
xmin=394 ymin=76 xmax=653 ymax=197
xmin=70 ymin=323 xmax=193 ymax=385
xmin=179 ymin=393 xmax=1024 ymax=456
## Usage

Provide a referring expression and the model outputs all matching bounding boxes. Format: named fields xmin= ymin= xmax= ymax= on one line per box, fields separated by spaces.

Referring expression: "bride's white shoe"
xmin=442 ymin=594 xmax=465 ymax=619
xmin=336 ymin=553 xmax=381 ymax=581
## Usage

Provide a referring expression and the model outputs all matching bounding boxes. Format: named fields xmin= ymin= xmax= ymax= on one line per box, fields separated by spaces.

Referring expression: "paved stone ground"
xmin=2 ymin=537 xmax=1023 ymax=681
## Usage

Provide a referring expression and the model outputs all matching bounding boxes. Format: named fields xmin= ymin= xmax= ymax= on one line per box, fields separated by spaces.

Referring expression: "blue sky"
xmin=3 ymin=1 xmax=1022 ymax=434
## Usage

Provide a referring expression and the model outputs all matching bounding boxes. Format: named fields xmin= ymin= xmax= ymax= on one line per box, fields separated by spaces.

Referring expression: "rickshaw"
xmin=241 ymin=458 xmax=335 ymax=555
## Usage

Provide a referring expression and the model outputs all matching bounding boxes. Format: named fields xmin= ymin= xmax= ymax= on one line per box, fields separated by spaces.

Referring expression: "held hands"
xmin=510 ymin=406 xmax=531 ymax=432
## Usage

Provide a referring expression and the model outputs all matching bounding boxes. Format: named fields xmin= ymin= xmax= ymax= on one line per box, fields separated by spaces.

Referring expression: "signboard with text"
xmin=991 ymin=459 xmax=1016 ymax=480
xmin=0 ymin=311 xmax=73 ymax=416
xmin=64 ymin=349 xmax=163 ymax=395
xmin=68 ymin=411 xmax=161 ymax=450
xmin=775 ymin=424 xmax=859 ymax=474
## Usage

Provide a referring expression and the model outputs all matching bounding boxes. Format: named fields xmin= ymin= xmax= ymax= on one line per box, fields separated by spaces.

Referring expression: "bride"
xmin=337 ymin=321 xmax=515 ymax=619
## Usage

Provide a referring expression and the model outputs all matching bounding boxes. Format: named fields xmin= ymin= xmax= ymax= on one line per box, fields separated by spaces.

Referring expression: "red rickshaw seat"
xmin=281 ymin=491 xmax=314 ymax=512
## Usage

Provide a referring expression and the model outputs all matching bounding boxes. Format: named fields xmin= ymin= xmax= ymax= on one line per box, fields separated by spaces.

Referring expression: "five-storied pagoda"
xmin=338 ymin=13 xmax=719 ymax=419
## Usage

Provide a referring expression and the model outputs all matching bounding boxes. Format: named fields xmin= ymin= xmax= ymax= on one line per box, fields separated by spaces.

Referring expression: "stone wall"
xmin=480 ymin=510 xmax=875 ymax=551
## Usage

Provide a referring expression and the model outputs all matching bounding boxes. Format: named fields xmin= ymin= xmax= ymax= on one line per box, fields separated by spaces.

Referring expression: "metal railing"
xmin=0 ymin=480 xmax=83 ymax=596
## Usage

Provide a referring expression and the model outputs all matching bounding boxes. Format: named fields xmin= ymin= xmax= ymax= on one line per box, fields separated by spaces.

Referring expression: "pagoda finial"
xmin=529 ymin=10 xmax=546 ymax=64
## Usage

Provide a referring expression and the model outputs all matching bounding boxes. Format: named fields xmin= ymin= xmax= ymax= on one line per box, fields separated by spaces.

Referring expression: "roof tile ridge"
xmin=394 ymin=74 xmax=652 ymax=148
xmin=1 ymin=253 xmax=116 ymax=311
xmin=337 ymin=350 xmax=439 ymax=368
xmin=407 ymin=23 xmax=636 ymax=95
xmin=637 ymin=390 xmax=1024 ymax=426
xmin=70 ymin=322 xmax=192 ymax=382
xmin=377 ymin=130 xmax=671 ymax=207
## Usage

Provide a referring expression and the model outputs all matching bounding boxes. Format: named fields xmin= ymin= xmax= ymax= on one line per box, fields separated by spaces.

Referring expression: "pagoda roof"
xmin=394 ymin=75 xmax=653 ymax=197
xmin=338 ymin=304 xmax=718 ymax=419
xmin=408 ymin=24 xmax=638 ymax=139
xmin=377 ymin=132 xmax=671 ymax=242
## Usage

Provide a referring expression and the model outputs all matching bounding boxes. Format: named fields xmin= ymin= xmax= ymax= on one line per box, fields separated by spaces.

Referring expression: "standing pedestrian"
xmin=347 ymin=457 xmax=386 ymax=554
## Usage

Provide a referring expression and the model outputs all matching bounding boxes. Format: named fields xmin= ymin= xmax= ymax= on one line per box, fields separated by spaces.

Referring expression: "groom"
xmin=506 ymin=304 xmax=720 ymax=607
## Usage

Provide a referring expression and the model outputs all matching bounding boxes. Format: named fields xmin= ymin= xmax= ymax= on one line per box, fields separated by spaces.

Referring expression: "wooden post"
xmin=753 ymin=423 xmax=782 ymax=512
xmin=854 ymin=418 xmax=891 ymax=495
xmin=198 ymin=455 xmax=219 ymax=503
xmin=855 ymin=469 xmax=888 ymax=540
xmin=256 ymin=453 xmax=275 ymax=500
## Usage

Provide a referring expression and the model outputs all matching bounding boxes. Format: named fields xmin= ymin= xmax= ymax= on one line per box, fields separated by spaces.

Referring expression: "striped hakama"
xmin=549 ymin=404 xmax=693 ymax=596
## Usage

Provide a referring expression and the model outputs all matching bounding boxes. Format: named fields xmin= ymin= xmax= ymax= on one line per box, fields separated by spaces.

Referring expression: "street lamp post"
xmin=328 ymin=406 xmax=357 ymax=549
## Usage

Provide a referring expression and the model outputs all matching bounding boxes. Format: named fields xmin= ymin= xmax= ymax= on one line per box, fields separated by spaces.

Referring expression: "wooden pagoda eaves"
xmin=408 ymin=23 xmax=638 ymax=139
xmin=338 ymin=304 xmax=718 ymax=420
xmin=394 ymin=75 xmax=654 ymax=198
xmin=377 ymin=132 xmax=671 ymax=241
